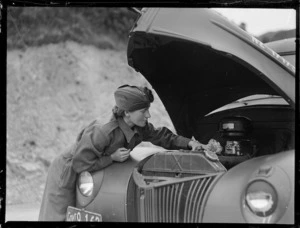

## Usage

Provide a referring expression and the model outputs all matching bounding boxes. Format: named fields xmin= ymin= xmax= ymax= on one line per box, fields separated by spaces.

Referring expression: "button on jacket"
xmin=39 ymin=115 xmax=191 ymax=221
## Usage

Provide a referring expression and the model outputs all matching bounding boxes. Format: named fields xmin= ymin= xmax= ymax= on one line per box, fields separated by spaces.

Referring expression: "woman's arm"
xmin=141 ymin=122 xmax=207 ymax=151
xmin=71 ymin=126 xmax=113 ymax=173
xmin=141 ymin=122 xmax=191 ymax=150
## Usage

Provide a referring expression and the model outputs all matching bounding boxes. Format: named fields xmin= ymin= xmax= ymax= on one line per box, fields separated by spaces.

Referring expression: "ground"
xmin=6 ymin=41 xmax=173 ymax=208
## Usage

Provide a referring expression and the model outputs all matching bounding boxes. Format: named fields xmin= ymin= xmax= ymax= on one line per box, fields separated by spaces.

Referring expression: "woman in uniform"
xmin=38 ymin=84 xmax=207 ymax=221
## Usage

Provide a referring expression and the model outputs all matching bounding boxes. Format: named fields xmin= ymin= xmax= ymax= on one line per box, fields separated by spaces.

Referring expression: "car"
xmin=66 ymin=8 xmax=295 ymax=224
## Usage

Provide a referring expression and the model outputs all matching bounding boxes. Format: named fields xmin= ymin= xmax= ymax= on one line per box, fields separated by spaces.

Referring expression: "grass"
xmin=7 ymin=7 xmax=137 ymax=50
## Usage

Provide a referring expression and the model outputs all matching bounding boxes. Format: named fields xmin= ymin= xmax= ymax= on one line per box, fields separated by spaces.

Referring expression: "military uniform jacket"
xmin=39 ymin=115 xmax=191 ymax=221
xmin=70 ymin=115 xmax=191 ymax=174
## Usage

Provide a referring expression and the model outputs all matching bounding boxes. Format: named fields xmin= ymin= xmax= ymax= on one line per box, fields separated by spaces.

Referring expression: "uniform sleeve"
xmin=141 ymin=122 xmax=191 ymax=150
xmin=72 ymin=126 xmax=113 ymax=173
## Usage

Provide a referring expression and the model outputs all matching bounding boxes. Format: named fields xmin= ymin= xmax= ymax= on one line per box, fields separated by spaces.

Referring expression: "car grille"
xmin=133 ymin=171 xmax=223 ymax=223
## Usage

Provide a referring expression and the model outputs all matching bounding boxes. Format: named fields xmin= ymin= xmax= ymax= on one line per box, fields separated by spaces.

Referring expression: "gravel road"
xmin=5 ymin=203 xmax=40 ymax=221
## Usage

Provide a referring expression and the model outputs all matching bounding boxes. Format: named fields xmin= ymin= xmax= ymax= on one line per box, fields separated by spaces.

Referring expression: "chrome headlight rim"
xmin=241 ymin=163 xmax=293 ymax=224
xmin=78 ymin=171 xmax=94 ymax=197
xmin=244 ymin=179 xmax=278 ymax=217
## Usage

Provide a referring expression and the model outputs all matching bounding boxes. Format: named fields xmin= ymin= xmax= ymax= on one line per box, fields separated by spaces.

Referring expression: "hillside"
xmin=7 ymin=7 xmax=137 ymax=50
xmin=6 ymin=7 xmax=163 ymax=206
xmin=6 ymin=41 xmax=173 ymax=205
xmin=258 ymin=29 xmax=296 ymax=43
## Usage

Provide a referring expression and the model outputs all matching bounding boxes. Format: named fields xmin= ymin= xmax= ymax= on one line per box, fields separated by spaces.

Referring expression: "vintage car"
xmin=66 ymin=8 xmax=295 ymax=224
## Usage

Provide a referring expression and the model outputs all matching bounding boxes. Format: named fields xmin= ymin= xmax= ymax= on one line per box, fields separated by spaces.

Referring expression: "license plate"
xmin=66 ymin=206 xmax=102 ymax=222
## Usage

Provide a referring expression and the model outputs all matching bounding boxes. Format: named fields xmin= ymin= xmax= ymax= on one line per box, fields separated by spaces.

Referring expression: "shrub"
xmin=7 ymin=7 xmax=138 ymax=50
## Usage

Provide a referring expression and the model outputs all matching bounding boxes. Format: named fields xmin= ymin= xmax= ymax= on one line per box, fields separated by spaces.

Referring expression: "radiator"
xmin=133 ymin=171 xmax=223 ymax=223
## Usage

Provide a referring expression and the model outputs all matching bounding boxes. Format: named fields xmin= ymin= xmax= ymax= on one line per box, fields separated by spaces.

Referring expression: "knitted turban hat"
xmin=114 ymin=84 xmax=154 ymax=111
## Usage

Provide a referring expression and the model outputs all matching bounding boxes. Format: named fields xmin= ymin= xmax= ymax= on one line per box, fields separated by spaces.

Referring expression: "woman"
xmin=38 ymin=84 xmax=207 ymax=221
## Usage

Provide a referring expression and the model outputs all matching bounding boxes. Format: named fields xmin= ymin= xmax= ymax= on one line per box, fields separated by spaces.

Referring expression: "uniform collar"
xmin=117 ymin=117 xmax=139 ymax=143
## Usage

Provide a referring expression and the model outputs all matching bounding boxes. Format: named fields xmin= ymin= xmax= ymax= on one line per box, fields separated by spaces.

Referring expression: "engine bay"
xmin=194 ymin=104 xmax=295 ymax=169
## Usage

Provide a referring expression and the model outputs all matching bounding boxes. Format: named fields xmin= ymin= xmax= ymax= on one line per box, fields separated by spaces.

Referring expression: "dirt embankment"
xmin=6 ymin=41 xmax=173 ymax=205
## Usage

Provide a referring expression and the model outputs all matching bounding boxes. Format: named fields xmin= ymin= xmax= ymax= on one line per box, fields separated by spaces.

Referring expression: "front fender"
xmin=202 ymin=150 xmax=294 ymax=224
xmin=79 ymin=146 xmax=164 ymax=222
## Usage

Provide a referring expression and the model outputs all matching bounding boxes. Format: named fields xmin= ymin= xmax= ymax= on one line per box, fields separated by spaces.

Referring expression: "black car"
xmin=67 ymin=8 xmax=295 ymax=224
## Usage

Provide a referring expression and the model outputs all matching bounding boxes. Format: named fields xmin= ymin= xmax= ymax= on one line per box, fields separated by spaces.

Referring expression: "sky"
xmin=213 ymin=8 xmax=296 ymax=37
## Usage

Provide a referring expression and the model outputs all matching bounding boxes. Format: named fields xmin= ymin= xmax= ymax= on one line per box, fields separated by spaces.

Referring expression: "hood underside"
xmin=127 ymin=8 xmax=295 ymax=136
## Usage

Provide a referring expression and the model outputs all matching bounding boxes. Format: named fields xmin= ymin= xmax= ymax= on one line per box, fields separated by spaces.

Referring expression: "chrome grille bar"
xmin=195 ymin=177 xmax=213 ymax=222
xmin=134 ymin=170 xmax=223 ymax=222
xmin=192 ymin=177 xmax=209 ymax=221
xmin=190 ymin=177 xmax=204 ymax=222
xmin=136 ymin=175 xmax=215 ymax=223
xmin=183 ymin=178 xmax=197 ymax=222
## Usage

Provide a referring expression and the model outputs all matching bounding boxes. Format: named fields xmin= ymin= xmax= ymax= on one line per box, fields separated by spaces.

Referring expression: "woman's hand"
xmin=188 ymin=140 xmax=208 ymax=151
xmin=110 ymin=147 xmax=131 ymax=162
xmin=207 ymin=139 xmax=223 ymax=154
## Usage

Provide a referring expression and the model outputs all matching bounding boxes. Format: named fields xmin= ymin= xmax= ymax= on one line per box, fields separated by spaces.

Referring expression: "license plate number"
xmin=66 ymin=206 xmax=102 ymax=222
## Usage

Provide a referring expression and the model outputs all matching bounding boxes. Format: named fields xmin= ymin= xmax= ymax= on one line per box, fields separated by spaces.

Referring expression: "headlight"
xmin=244 ymin=180 xmax=277 ymax=217
xmin=78 ymin=171 xmax=94 ymax=197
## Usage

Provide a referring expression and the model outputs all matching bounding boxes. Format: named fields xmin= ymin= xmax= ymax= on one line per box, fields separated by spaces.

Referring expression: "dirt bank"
xmin=6 ymin=41 xmax=173 ymax=205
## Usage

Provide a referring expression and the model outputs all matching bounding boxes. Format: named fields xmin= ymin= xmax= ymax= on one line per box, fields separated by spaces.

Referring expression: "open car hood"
xmin=127 ymin=8 xmax=295 ymax=137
